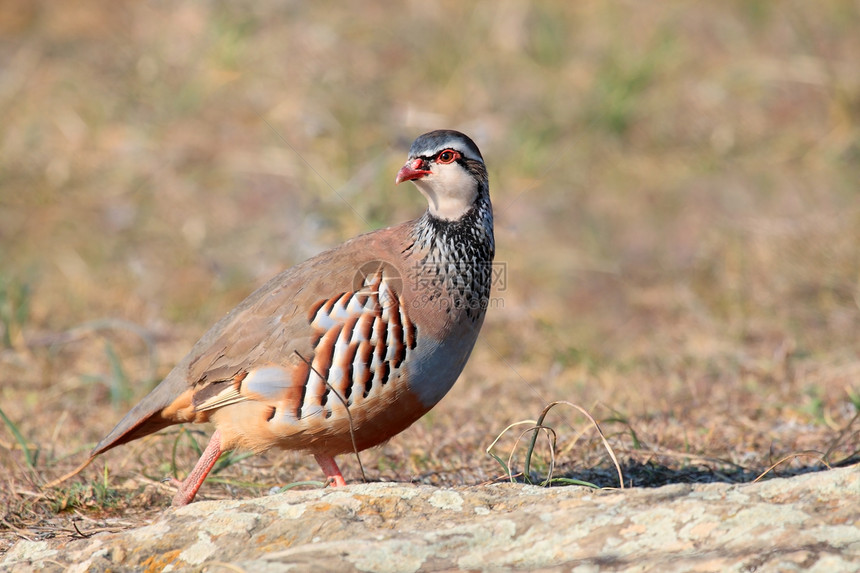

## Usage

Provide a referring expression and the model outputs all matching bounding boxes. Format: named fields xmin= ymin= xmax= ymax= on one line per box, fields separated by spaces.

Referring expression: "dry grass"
xmin=2 ymin=0 xmax=860 ymax=551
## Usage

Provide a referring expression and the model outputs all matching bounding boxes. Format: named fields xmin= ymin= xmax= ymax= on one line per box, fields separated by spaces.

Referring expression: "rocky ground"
xmin=3 ymin=465 xmax=857 ymax=572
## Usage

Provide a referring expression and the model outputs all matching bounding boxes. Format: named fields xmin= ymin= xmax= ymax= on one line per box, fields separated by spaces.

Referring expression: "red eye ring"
xmin=436 ymin=149 xmax=460 ymax=164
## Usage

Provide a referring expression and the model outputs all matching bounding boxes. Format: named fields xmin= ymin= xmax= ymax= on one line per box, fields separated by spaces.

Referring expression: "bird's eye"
xmin=436 ymin=150 xmax=459 ymax=164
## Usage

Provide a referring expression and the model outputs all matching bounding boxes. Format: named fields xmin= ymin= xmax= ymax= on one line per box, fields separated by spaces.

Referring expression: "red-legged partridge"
xmin=81 ymin=130 xmax=494 ymax=505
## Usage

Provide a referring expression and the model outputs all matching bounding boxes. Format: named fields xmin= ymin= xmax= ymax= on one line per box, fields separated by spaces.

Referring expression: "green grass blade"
xmin=0 ymin=406 xmax=36 ymax=468
xmin=487 ymin=450 xmax=514 ymax=483
xmin=213 ymin=450 xmax=254 ymax=474
xmin=104 ymin=340 xmax=130 ymax=408
xmin=546 ymin=477 xmax=600 ymax=488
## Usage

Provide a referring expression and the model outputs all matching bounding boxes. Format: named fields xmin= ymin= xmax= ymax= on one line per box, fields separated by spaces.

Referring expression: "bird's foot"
xmin=314 ymin=453 xmax=347 ymax=487
xmin=326 ymin=475 xmax=347 ymax=488
xmin=167 ymin=429 xmax=225 ymax=506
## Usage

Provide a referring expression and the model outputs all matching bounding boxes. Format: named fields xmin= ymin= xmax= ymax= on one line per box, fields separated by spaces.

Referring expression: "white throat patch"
xmin=413 ymin=163 xmax=478 ymax=221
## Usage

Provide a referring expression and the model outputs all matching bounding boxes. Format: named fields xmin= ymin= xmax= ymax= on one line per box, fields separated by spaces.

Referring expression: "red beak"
xmin=395 ymin=158 xmax=431 ymax=184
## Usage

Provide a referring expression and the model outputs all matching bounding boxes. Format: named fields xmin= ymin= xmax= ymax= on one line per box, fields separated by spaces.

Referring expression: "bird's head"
xmin=396 ymin=130 xmax=488 ymax=221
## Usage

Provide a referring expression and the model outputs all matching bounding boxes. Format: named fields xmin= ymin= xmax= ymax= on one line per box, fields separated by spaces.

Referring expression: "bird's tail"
xmin=43 ymin=456 xmax=96 ymax=488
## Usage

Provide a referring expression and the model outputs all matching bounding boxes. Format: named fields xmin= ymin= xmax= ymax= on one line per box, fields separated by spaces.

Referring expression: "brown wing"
xmin=90 ymin=225 xmax=413 ymax=457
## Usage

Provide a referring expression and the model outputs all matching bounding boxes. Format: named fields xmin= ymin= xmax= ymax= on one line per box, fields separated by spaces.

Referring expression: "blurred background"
xmin=1 ymin=0 xmax=858 ymax=518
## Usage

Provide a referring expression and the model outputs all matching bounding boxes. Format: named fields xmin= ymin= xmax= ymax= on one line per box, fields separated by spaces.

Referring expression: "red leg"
xmin=171 ymin=429 xmax=224 ymax=506
xmin=314 ymin=453 xmax=347 ymax=487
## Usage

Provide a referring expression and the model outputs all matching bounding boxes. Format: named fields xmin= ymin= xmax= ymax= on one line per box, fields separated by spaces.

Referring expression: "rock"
xmin=3 ymin=465 xmax=858 ymax=572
